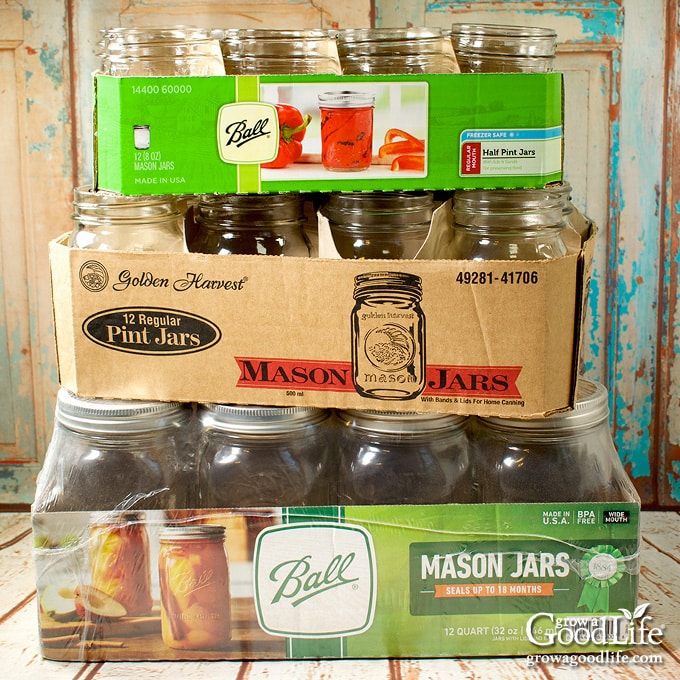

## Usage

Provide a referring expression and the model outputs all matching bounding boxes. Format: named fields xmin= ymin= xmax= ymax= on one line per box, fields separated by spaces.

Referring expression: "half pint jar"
xmin=197 ymin=404 xmax=334 ymax=507
xmin=447 ymin=188 xmax=569 ymax=260
xmin=470 ymin=378 xmax=639 ymax=503
xmin=33 ymin=389 xmax=194 ymax=512
xmin=335 ymin=410 xmax=472 ymax=505
xmin=69 ymin=186 xmax=186 ymax=252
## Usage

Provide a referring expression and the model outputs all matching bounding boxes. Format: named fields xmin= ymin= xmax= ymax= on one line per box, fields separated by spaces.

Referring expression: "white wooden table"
xmin=3 ymin=511 xmax=679 ymax=678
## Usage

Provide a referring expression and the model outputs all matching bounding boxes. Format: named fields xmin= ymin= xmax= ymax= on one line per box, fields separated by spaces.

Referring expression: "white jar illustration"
xmin=351 ymin=271 xmax=425 ymax=400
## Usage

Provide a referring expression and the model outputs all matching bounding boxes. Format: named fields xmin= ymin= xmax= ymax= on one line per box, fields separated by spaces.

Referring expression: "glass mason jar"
xmin=470 ymin=378 xmax=639 ymax=503
xmin=335 ymin=410 xmax=472 ymax=505
xmin=197 ymin=404 xmax=335 ymax=507
xmin=33 ymin=389 xmax=194 ymax=512
xmin=188 ymin=193 xmax=310 ymax=256
xmin=69 ymin=186 xmax=186 ymax=252
xmin=337 ymin=27 xmax=460 ymax=74
xmin=446 ymin=188 xmax=569 ymax=260
xmin=89 ymin=511 xmax=152 ymax=617
xmin=158 ymin=524 xmax=231 ymax=650
xmin=98 ymin=26 xmax=226 ymax=76
xmin=449 ymin=23 xmax=557 ymax=73
xmin=321 ymin=191 xmax=434 ymax=259
xmin=220 ymin=28 xmax=341 ymax=75
xmin=318 ymin=91 xmax=375 ymax=172
xmin=351 ymin=271 xmax=426 ymax=401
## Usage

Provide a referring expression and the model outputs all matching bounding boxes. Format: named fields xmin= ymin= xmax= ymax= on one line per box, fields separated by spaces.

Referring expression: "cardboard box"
xmin=49 ymin=206 xmax=593 ymax=417
xmin=33 ymin=502 xmax=640 ymax=661
xmin=94 ymin=72 xmax=563 ymax=196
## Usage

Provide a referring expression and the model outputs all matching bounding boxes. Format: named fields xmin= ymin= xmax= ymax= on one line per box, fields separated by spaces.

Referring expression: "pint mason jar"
xmin=33 ymin=389 xmax=194 ymax=512
xmin=351 ymin=271 xmax=426 ymax=400
xmin=470 ymin=378 xmax=639 ymax=503
xmin=335 ymin=410 xmax=471 ymax=505
xmin=158 ymin=525 xmax=231 ymax=650
xmin=197 ymin=404 xmax=335 ymax=507
xmin=89 ymin=511 xmax=152 ymax=617
xmin=69 ymin=186 xmax=186 ymax=252
xmin=98 ymin=26 xmax=226 ymax=76
xmin=320 ymin=191 xmax=434 ymax=259
xmin=220 ymin=28 xmax=341 ymax=75
xmin=318 ymin=91 xmax=375 ymax=171
xmin=446 ymin=188 xmax=569 ymax=260
xmin=449 ymin=23 xmax=557 ymax=73
xmin=336 ymin=27 xmax=460 ymax=74
xmin=188 ymin=193 xmax=310 ymax=256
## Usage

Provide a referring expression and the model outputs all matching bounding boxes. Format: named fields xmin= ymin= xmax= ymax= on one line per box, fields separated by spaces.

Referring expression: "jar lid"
xmin=453 ymin=188 xmax=565 ymax=229
xmin=199 ymin=404 xmax=328 ymax=433
xmin=322 ymin=192 xmax=433 ymax=227
xmin=450 ymin=23 xmax=558 ymax=58
xmin=338 ymin=409 xmax=468 ymax=434
xmin=480 ymin=378 xmax=610 ymax=432
xmin=159 ymin=524 xmax=226 ymax=541
xmin=55 ymin=388 xmax=185 ymax=434
xmin=318 ymin=90 xmax=375 ymax=108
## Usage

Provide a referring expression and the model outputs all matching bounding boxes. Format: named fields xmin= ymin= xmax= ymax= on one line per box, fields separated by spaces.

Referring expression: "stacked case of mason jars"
xmin=33 ymin=25 xmax=640 ymax=662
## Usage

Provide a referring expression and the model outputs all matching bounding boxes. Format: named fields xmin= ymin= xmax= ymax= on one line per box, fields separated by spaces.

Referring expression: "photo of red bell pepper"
xmin=262 ymin=103 xmax=312 ymax=169
xmin=377 ymin=128 xmax=426 ymax=172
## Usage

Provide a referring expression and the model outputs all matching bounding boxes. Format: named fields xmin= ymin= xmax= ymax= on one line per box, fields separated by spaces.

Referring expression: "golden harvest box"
xmin=49 ymin=225 xmax=593 ymax=418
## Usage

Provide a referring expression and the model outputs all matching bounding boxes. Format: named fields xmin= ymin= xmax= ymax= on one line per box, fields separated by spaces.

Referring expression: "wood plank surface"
xmin=4 ymin=512 xmax=680 ymax=678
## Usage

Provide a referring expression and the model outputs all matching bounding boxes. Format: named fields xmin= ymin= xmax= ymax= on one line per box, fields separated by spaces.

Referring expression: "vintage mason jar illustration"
xmin=351 ymin=271 xmax=425 ymax=400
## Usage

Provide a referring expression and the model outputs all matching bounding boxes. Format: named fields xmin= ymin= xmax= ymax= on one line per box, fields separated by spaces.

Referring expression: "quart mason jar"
xmin=220 ymin=28 xmax=341 ymax=75
xmin=98 ymin=26 xmax=226 ymax=76
xmin=69 ymin=186 xmax=186 ymax=252
xmin=336 ymin=27 xmax=460 ymax=74
xmin=320 ymin=191 xmax=434 ymax=259
xmin=197 ymin=404 xmax=334 ymax=507
xmin=33 ymin=389 xmax=194 ymax=512
xmin=188 ymin=193 xmax=310 ymax=256
xmin=158 ymin=524 xmax=231 ymax=650
xmin=335 ymin=410 xmax=472 ymax=505
xmin=469 ymin=378 xmax=639 ymax=503
xmin=446 ymin=188 xmax=569 ymax=260
xmin=449 ymin=23 xmax=557 ymax=73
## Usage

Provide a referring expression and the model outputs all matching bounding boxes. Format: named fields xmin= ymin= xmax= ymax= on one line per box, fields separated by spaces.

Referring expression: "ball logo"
xmin=217 ymin=102 xmax=279 ymax=165
xmin=79 ymin=260 xmax=109 ymax=292
xmin=254 ymin=523 xmax=377 ymax=638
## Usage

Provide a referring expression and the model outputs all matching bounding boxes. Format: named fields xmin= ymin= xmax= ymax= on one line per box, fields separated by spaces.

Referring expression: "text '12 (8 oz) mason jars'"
xmin=33 ymin=389 xmax=194 ymax=512
xmin=446 ymin=188 xmax=569 ymax=260
xmin=196 ymin=404 xmax=335 ymax=507
xmin=335 ymin=410 xmax=472 ymax=505
xmin=69 ymin=186 xmax=186 ymax=252
xmin=449 ymin=23 xmax=557 ymax=73
xmin=320 ymin=191 xmax=434 ymax=259
xmin=469 ymin=378 xmax=640 ymax=503
xmin=98 ymin=26 xmax=226 ymax=76
xmin=187 ymin=193 xmax=310 ymax=256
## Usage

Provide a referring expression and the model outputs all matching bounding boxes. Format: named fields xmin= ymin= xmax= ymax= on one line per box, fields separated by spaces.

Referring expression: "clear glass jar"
xmin=220 ymin=28 xmax=341 ymax=75
xmin=158 ymin=524 xmax=231 ymax=650
xmin=449 ymin=23 xmax=557 ymax=73
xmin=351 ymin=271 xmax=426 ymax=401
xmin=89 ymin=511 xmax=152 ymax=617
xmin=98 ymin=26 xmax=226 ymax=76
xmin=318 ymin=91 xmax=375 ymax=172
xmin=337 ymin=27 xmax=460 ymax=74
xmin=321 ymin=191 xmax=434 ymax=259
xmin=197 ymin=404 xmax=334 ymax=507
xmin=470 ymin=378 xmax=639 ymax=503
xmin=446 ymin=188 xmax=569 ymax=260
xmin=335 ymin=410 xmax=471 ymax=505
xmin=188 ymin=193 xmax=310 ymax=256
xmin=69 ymin=186 xmax=186 ymax=252
xmin=33 ymin=389 xmax=194 ymax=512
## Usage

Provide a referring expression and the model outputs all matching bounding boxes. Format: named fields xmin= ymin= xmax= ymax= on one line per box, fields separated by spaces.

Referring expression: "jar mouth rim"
xmin=337 ymin=409 xmax=469 ymax=433
xmin=449 ymin=23 xmax=558 ymax=56
xmin=101 ymin=26 xmax=220 ymax=43
xmin=339 ymin=27 xmax=446 ymax=42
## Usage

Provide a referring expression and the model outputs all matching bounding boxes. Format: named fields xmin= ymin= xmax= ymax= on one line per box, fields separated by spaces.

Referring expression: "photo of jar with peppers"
xmin=258 ymin=81 xmax=428 ymax=179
